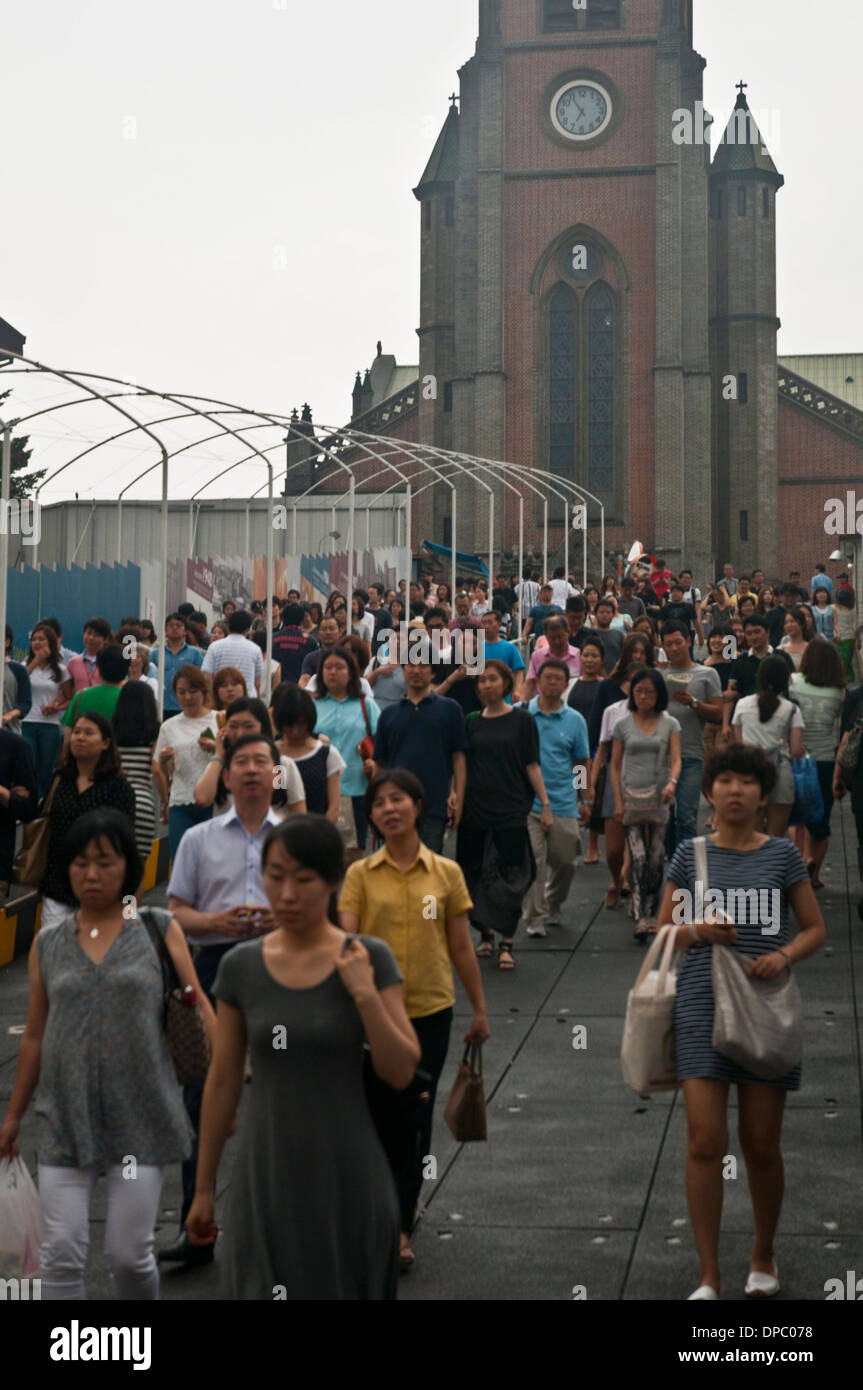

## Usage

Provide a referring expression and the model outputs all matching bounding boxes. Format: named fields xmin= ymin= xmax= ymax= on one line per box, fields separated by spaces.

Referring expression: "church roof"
xmin=414 ymin=105 xmax=460 ymax=195
xmin=711 ymin=89 xmax=782 ymax=183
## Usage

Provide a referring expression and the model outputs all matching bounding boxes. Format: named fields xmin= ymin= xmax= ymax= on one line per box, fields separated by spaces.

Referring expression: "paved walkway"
xmin=2 ymin=805 xmax=861 ymax=1301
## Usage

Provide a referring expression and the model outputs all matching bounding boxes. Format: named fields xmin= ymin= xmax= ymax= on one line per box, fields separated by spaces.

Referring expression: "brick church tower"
xmin=348 ymin=0 xmax=859 ymax=584
xmin=413 ymin=0 xmax=718 ymax=575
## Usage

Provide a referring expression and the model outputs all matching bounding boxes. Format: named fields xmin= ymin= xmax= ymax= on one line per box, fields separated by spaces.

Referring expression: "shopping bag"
xmin=712 ymin=947 xmax=803 ymax=1081
xmin=444 ymin=1043 xmax=487 ymax=1141
xmin=0 ymin=1156 xmax=42 ymax=1278
xmin=789 ymin=756 xmax=825 ymax=828
xmin=621 ymin=924 xmax=678 ymax=1092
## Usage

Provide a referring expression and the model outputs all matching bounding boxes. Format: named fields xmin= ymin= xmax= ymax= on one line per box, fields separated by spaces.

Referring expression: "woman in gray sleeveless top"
xmin=610 ymin=667 xmax=682 ymax=940
xmin=187 ymin=815 xmax=420 ymax=1300
xmin=0 ymin=809 xmax=212 ymax=1300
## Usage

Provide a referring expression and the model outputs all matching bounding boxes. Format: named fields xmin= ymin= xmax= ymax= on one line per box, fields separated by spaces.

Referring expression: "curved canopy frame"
xmin=0 ymin=351 xmax=605 ymax=711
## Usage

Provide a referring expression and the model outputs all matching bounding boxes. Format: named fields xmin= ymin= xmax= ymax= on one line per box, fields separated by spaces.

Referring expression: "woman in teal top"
xmin=313 ymin=646 xmax=380 ymax=852
xmin=789 ymin=637 xmax=845 ymax=888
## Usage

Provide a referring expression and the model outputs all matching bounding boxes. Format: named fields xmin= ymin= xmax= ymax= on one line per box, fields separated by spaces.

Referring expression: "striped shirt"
xmin=667 ymin=836 xmax=809 ymax=1088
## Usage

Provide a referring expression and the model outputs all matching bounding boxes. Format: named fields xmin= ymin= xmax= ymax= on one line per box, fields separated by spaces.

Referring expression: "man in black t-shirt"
xmin=721 ymin=615 xmax=793 ymax=735
xmin=271 ymin=603 xmax=319 ymax=684
xmin=660 ymin=582 xmax=704 ymax=646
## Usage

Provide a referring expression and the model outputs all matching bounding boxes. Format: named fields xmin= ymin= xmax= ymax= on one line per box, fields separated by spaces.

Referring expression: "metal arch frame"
xmin=0 ymin=355 xmax=171 ymax=716
xmin=0 ymin=357 xmax=609 ymax=719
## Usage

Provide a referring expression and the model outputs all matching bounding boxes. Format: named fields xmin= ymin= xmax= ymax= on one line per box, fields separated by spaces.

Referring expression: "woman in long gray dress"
xmin=0 ymin=809 xmax=211 ymax=1299
xmin=186 ymin=814 xmax=420 ymax=1300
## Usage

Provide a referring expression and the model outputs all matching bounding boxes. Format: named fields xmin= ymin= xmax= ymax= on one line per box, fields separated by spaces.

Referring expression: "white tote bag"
xmin=621 ymin=923 xmax=679 ymax=1093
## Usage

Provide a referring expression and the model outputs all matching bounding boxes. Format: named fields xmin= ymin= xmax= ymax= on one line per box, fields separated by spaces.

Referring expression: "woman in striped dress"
xmin=112 ymin=681 xmax=160 ymax=872
xmin=655 ymin=745 xmax=825 ymax=1302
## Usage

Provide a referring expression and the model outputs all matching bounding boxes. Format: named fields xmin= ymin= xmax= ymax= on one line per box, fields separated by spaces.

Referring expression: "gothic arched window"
xmin=549 ymin=283 xmax=577 ymax=485
xmin=546 ymin=280 xmax=617 ymax=496
xmin=587 ymin=283 xmax=615 ymax=492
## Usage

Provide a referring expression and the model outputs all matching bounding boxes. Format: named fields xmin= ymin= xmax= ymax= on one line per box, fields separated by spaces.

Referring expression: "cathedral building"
xmin=336 ymin=0 xmax=862 ymax=581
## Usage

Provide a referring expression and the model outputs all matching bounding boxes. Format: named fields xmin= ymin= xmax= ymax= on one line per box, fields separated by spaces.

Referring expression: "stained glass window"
xmin=549 ymin=283 xmax=577 ymax=486
xmin=587 ymin=283 xmax=615 ymax=492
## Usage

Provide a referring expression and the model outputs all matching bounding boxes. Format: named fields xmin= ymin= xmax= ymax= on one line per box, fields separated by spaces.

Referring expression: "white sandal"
xmin=687 ymin=1284 xmax=719 ymax=1300
xmin=745 ymin=1265 xmax=779 ymax=1297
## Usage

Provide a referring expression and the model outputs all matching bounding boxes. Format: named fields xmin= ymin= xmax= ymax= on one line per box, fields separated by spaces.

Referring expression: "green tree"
xmin=0 ymin=388 xmax=46 ymax=498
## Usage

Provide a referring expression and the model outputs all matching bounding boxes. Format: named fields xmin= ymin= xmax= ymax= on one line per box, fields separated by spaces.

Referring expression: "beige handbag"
xmin=621 ymin=924 xmax=678 ymax=1092
xmin=693 ymin=837 xmax=803 ymax=1080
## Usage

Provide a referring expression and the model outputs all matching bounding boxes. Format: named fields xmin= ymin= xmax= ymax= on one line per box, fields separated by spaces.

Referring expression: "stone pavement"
xmin=1 ymin=804 xmax=861 ymax=1302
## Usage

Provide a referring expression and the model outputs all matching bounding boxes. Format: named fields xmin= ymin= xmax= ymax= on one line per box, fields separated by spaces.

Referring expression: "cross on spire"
xmin=736 ymin=79 xmax=748 ymax=97
xmin=449 ymin=92 xmax=459 ymax=107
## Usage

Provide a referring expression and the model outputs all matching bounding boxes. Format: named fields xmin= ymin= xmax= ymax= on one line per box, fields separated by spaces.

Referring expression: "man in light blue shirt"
xmin=163 ymin=731 xmax=281 ymax=1265
xmin=522 ymin=658 xmax=590 ymax=936
xmin=809 ymin=565 xmax=833 ymax=598
xmin=150 ymin=613 xmax=204 ymax=713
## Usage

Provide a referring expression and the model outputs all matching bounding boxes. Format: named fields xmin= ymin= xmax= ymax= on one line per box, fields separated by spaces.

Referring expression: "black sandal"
xmin=476 ymin=934 xmax=494 ymax=958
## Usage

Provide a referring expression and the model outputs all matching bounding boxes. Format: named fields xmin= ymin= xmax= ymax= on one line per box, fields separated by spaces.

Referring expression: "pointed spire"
xmin=712 ymin=85 xmax=783 ymax=183
xmin=414 ymin=103 xmax=460 ymax=197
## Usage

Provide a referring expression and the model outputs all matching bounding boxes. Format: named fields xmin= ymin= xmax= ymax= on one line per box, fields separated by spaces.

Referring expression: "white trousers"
xmin=40 ymin=897 xmax=74 ymax=931
xmin=39 ymin=1163 xmax=165 ymax=1300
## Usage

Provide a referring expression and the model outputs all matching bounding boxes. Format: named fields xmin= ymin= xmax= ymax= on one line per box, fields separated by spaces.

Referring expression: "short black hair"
xmin=96 ymin=643 xmax=130 ymax=684
xmin=57 ymin=808 xmax=142 ymax=904
xmin=40 ymin=616 xmax=63 ymax=638
xmin=228 ymin=610 xmax=253 ymax=634
xmin=365 ymin=767 xmax=427 ymax=829
xmin=620 ymin=576 xmax=635 ymax=588
xmin=742 ymin=614 xmax=768 ymax=631
xmin=660 ymin=619 xmax=690 ymax=641
xmin=223 ymin=731 xmax=279 ymax=770
xmin=566 ymin=596 xmax=587 ymax=613
xmin=83 ymin=617 xmax=112 ymax=640
xmin=279 ymin=602 xmax=305 ymax=627
xmin=262 ymin=814 xmax=344 ymax=885
xmin=224 ymin=696 xmax=271 ymax=732
xmin=627 ymin=665 xmax=669 ymax=711
xmin=538 ymin=657 xmax=570 ymax=680
xmin=177 ymin=603 xmax=195 ymax=618
xmin=423 ymin=606 xmax=448 ymax=625
xmin=553 ymin=567 xmax=565 ymax=579
xmin=595 ymin=597 xmax=615 ymax=614
xmin=270 ymin=683 xmax=317 ymax=736
xmin=579 ymin=635 xmax=605 ymax=661
xmin=702 ymin=745 xmax=776 ymax=798
xmin=166 ymin=612 xmax=186 ymax=626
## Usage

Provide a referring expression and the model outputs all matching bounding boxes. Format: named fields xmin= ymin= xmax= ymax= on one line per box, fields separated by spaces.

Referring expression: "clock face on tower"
xmin=551 ymin=80 xmax=612 ymax=141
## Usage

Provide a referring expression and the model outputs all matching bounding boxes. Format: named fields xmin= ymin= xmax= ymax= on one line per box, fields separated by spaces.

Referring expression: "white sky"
xmin=3 ymin=0 xmax=860 ymax=499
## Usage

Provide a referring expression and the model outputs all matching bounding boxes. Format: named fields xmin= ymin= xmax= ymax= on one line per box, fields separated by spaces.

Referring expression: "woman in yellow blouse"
xmin=339 ymin=767 xmax=489 ymax=1271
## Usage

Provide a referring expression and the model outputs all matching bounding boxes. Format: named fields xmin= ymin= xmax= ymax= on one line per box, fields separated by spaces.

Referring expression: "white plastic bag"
xmin=0 ymin=1156 xmax=42 ymax=1278
xmin=621 ymin=924 xmax=679 ymax=1092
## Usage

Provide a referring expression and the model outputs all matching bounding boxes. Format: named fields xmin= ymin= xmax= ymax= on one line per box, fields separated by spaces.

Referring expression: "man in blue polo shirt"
xmin=372 ymin=649 xmax=467 ymax=854
xmin=150 ymin=613 xmax=204 ymax=713
xmin=521 ymin=658 xmax=590 ymax=936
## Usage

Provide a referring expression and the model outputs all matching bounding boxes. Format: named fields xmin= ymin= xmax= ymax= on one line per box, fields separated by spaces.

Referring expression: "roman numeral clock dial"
xmin=551 ymin=81 xmax=612 ymax=142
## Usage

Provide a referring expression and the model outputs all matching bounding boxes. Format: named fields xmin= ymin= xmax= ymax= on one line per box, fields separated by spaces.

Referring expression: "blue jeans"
xmin=23 ymin=722 xmax=63 ymax=801
xmin=168 ymin=804 xmax=212 ymax=863
xmin=666 ymin=757 xmax=703 ymax=854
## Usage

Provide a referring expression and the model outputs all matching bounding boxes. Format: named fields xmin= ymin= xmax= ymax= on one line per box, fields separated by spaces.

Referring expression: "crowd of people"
xmin=0 ymin=553 xmax=856 ymax=1299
